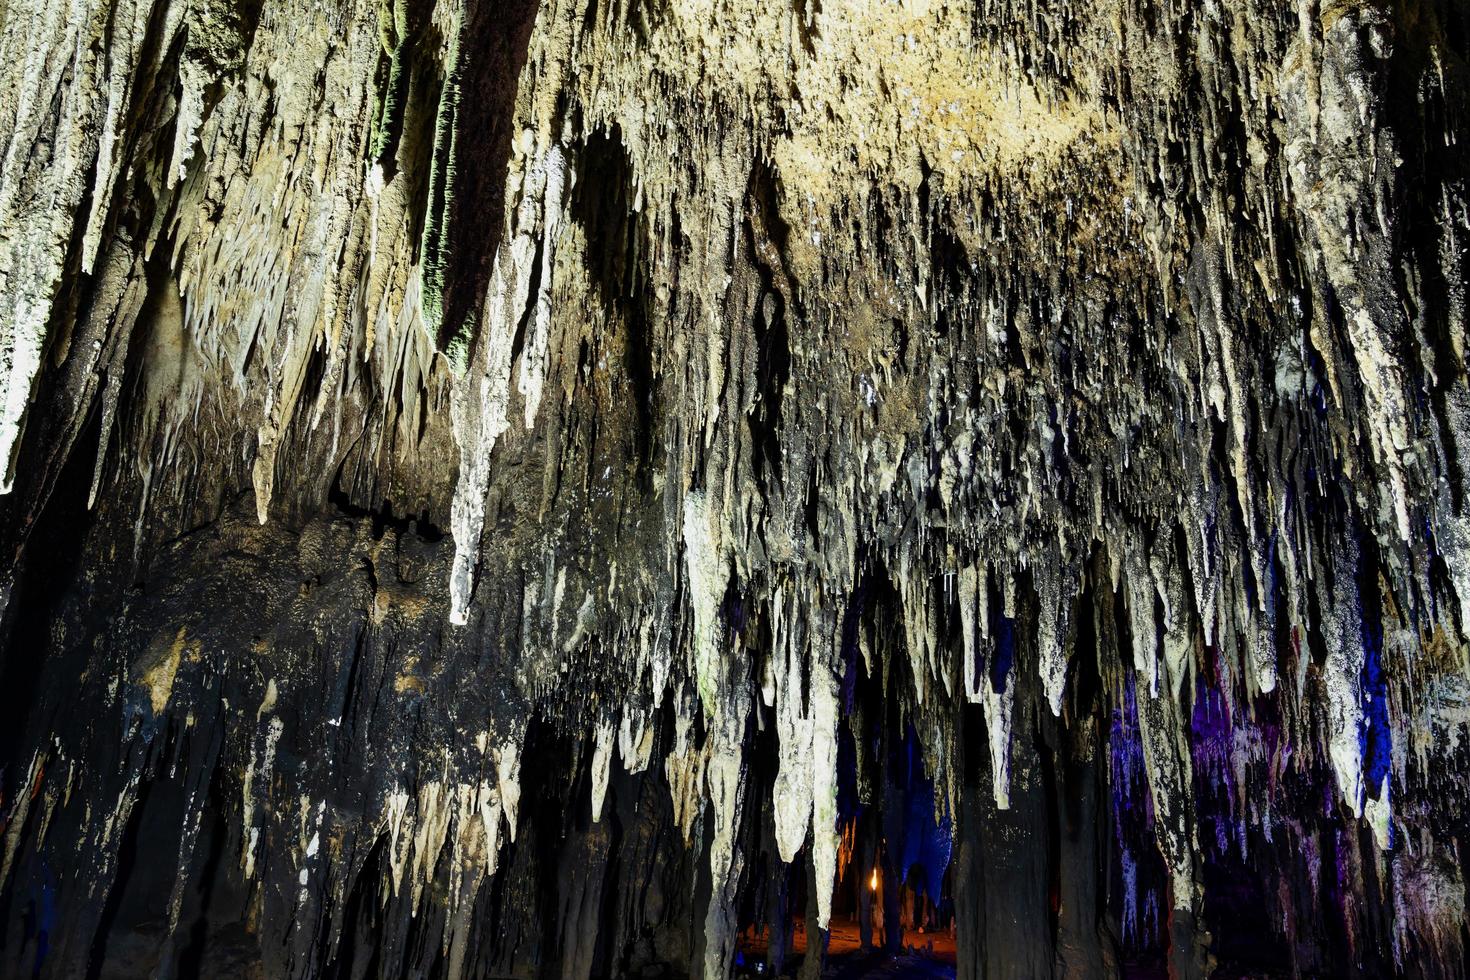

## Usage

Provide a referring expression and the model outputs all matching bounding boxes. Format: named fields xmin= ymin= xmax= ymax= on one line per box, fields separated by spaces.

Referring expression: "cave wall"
xmin=0 ymin=0 xmax=1468 ymax=976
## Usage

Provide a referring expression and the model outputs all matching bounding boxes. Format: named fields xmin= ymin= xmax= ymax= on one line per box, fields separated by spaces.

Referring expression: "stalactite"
xmin=0 ymin=0 xmax=1467 ymax=976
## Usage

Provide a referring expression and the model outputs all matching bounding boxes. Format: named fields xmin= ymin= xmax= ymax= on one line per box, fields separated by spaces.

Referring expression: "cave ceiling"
xmin=0 ymin=0 xmax=1467 ymax=976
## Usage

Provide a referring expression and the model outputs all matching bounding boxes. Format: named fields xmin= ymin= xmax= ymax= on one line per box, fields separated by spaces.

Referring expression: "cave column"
xmin=799 ymin=849 xmax=828 ymax=980
xmin=856 ymin=811 xmax=877 ymax=950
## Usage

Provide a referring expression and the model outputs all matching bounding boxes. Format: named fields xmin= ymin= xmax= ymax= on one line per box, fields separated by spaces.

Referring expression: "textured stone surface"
xmin=0 ymin=0 xmax=1467 ymax=976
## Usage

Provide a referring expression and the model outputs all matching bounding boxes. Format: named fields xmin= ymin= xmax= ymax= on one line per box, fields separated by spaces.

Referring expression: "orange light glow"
xmin=869 ymin=868 xmax=878 ymax=891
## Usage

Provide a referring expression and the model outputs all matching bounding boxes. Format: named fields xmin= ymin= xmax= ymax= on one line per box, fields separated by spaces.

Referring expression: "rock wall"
xmin=0 ymin=0 xmax=1467 ymax=976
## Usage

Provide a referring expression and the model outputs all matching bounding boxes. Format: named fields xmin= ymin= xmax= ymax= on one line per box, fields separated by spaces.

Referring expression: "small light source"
xmin=869 ymin=868 xmax=878 ymax=891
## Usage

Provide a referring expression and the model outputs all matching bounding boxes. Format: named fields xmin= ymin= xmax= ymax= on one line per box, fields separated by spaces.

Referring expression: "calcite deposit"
xmin=0 ymin=0 xmax=1466 ymax=976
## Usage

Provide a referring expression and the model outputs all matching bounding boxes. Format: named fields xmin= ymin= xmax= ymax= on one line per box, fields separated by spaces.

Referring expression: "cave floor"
xmin=736 ymin=917 xmax=957 ymax=977
xmin=820 ymin=950 xmax=957 ymax=979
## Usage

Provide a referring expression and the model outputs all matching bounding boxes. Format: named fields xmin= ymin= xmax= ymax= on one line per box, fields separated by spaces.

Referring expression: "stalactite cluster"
xmin=0 ymin=0 xmax=1467 ymax=976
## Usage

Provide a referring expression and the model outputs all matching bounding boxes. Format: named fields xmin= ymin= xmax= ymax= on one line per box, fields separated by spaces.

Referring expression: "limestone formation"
xmin=0 ymin=0 xmax=1466 ymax=976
